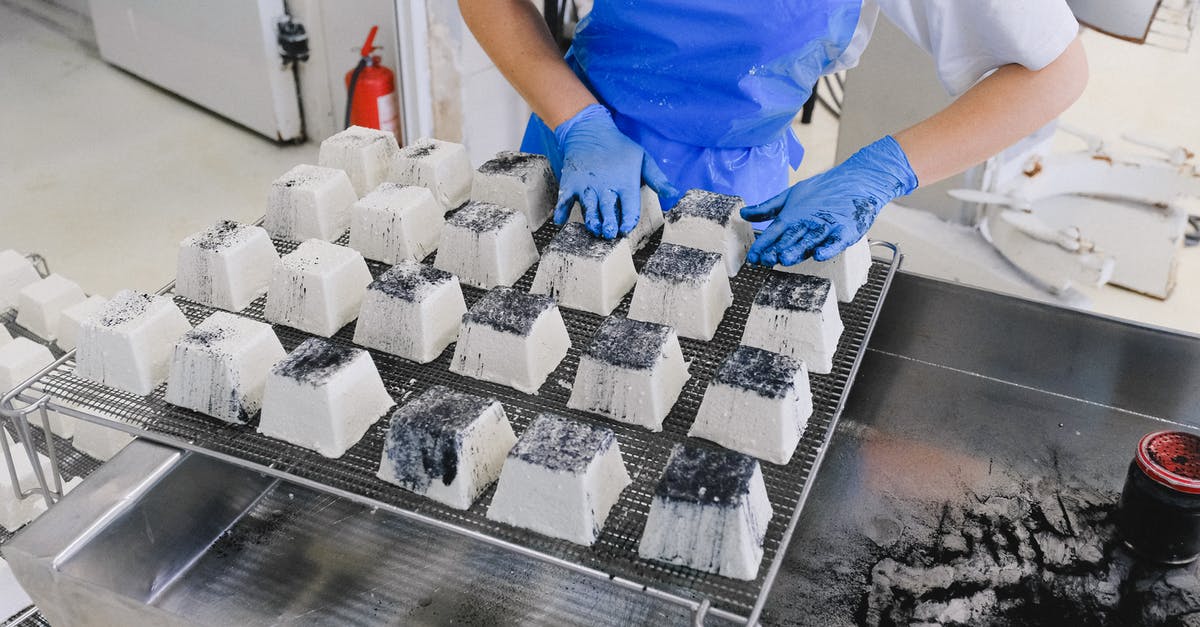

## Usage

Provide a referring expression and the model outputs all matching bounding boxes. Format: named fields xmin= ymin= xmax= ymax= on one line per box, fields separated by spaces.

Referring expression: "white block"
xmin=56 ymin=295 xmax=107 ymax=352
xmin=638 ymin=445 xmax=774 ymax=580
xmin=530 ymin=223 xmax=636 ymax=316
xmin=488 ymin=413 xmax=631 ymax=545
xmin=318 ymin=125 xmax=400 ymax=197
xmin=259 ymin=338 xmax=394 ymax=458
xmin=433 ymin=202 xmax=538 ymax=289
xmin=0 ymin=433 xmax=48 ymax=529
xmin=0 ymin=338 xmax=54 ymax=394
xmin=472 ymin=151 xmax=557 ymax=230
xmin=176 ymin=221 xmax=280 ymax=312
xmin=74 ymin=290 xmax=192 ymax=396
xmin=353 ymin=261 xmax=466 ymax=363
xmin=450 ymin=287 xmax=571 ymax=394
xmin=662 ymin=189 xmax=754 ymax=276
xmin=166 ymin=312 xmax=286 ymax=424
xmin=689 ymin=346 xmax=812 ymax=465
xmin=775 ymin=239 xmax=872 ymax=303
xmin=69 ymin=413 xmax=134 ymax=461
xmin=377 ymin=386 xmax=517 ymax=510
xmin=348 ymin=183 xmax=444 ymax=264
xmin=628 ymin=243 xmax=733 ymax=341
xmin=264 ymin=240 xmax=372 ymax=337
xmin=265 ymin=164 xmax=357 ymax=241
xmin=0 ymin=250 xmax=39 ymax=312
xmin=392 ymin=137 xmax=473 ymax=212
xmin=568 ymin=317 xmax=689 ymax=431
xmin=569 ymin=186 xmax=665 ymax=251
xmin=16 ymin=274 xmax=86 ymax=341
xmin=742 ymin=273 xmax=843 ymax=375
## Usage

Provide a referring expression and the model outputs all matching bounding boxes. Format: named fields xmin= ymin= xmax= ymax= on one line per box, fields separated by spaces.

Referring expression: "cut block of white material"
xmin=263 ymin=240 xmax=372 ymax=337
xmin=488 ymin=413 xmax=631 ymax=545
xmin=530 ymin=223 xmax=636 ymax=315
xmin=450 ymin=287 xmax=571 ymax=394
xmin=0 ymin=338 xmax=54 ymax=394
xmin=264 ymin=164 xmax=357 ymax=241
xmin=0 ymin=250 xmax=39 ymax=312
xmin=392 ymin=138 xmax=473 ymax=212
xmin=638 ymin=445 xmax=774 ymax=580
xmin=776 ymin=238 xmax=872 ymax=303
xmin=348 ymin=183 xmax=444 ymax=264
xmin=16 ymin=274 xmax=86 ymax=341
xmin=662 ymin=189 xmax=754 ymax=276
xmin=68 ymin=412 xmax=134 ymax=461
xmin=472 ymin=151 xmax=558 ymax=230
xmin=56 ymin=296 xmax=108 ymax=352
xmin=742 ymin=273 xmax=843 ymax=375
xmin=0 ymin=433 xmax=48 ymax=529
xmin=570 ymin=186 xmax=665 ymax=251
xmin=166 ymin=312 xmax=286 ymax=424
xmin=318 ymin=125 xmax=400 ymax=197
xmin=377 ymin=386 xmax=517 ymax=510
xmin=259 ymin=338 xmax=394 ymax=458
xmin=176 ymin=221 xmax=280 ymax=312
xmin=568 ymin=317 xmax=689 ymax=431
xmin=353 ymin=261 xmax=466 ymax=363
xmin=628 ymin=243 xmax=732 ymax=341
xmin=74 ymin=291 xmax=192 ymax=396
xmin=433 ymin=202 xmax=538 ymax=289
xmin=689 ymin=346 xmax=813 ymax=465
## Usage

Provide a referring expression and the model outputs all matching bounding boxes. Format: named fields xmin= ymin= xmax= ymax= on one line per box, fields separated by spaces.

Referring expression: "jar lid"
xmin=1136 ymin=431 xmax=1200 ymax=495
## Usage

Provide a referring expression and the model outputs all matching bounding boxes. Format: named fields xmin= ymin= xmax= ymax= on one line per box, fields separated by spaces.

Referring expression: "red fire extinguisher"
xmin=345 ymin=26 xmax=401 ymax=141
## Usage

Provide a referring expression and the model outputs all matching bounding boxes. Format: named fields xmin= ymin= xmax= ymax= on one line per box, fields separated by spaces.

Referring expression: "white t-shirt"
xmin=833 ymin=0 xmax=1081 ymax=96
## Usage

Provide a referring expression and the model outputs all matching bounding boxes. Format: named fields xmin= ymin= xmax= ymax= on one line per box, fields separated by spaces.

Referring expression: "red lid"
xmin=1136 ymin=431 xmax=1200 ymax=495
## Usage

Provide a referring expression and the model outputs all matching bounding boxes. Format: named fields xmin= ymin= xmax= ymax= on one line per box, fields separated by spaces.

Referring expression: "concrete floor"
xmin=0 ymin=0 xmax=1197 ymax=335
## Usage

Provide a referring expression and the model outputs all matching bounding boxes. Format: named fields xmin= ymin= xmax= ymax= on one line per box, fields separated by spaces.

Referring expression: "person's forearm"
xmin=459 ymin=0 xmax=597 ymax=129
xmin=894 ymin=36 xmax=1088 ymax=186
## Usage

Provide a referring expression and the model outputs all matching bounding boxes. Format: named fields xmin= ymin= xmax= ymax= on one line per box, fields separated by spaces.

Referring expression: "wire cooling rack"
xmin=3 ymin=226 xmax=900 ymax=625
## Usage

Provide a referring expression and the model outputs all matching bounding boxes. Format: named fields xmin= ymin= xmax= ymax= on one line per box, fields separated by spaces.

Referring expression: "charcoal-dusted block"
xmin=690 ymin=346 xmax=812 ymax=464
xmin=318 ymin=125 xmax=400 ymax=197
xmin=662 ymin=189 xmax=754 ymax=276
xmin=353 ymin=261 xmax=466 ymax=363
xmin=166 ymin=312 xmax=286 ymax=424
xmin=377 ymin=386 xmax=517 ymax=509
xmin=449 ymin=287 xmax=570 ymax=394
xmin=74 ymin=290 xmax=192 ymax=396
xmin=638 ymin=445 xmax=774 ymax=580
xmin=259 ymin=338 xmax=394 ymax=458
xmin=434 ymin=202 xmax=538 ymax=289
xmin=392 ymin=137 xmax=473 ymax=212
xmin=569 ymin=185 xmax=665 ymax=252
xmin=530 ymin=223 xmax=637 ymax=315
xmin=472 ymin=151 xmax=557 ymax=229
xmin=776 ymin=238 xmax=871 ymax=303
xmin=176 ymin=221 xmax=279 ymax=312
xmin=265 ymin=164 xmax=357 ymax=241
xmin=348 ymin=183 xmax=444 ymax=264
xmin=264 ymin=240 xmax=372 ymax=337
xmin=743 ymin=272 xmax=843 ymax=374
xmin=487 ymin=413 xmax=631 ymax=545
xmin=568 ymin=316 xmax=689 ymax=431
xmin=628 ymin=243 xmax=732 ymax=341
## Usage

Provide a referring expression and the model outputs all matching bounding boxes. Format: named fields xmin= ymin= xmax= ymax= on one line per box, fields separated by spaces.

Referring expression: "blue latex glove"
xmin=552 ymin=104 xmax=678 ymax=238
xmin=742 ymin=136 xmax=918 ymax=266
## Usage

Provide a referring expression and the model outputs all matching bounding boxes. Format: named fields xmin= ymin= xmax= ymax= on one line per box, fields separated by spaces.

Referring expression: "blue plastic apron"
xmin=522 ymin=0 xmax=862 ymax=208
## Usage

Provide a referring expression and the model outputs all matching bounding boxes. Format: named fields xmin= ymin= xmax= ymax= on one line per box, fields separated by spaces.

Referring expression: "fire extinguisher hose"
xmin=344 ymin=57 xmax=368 ymax=130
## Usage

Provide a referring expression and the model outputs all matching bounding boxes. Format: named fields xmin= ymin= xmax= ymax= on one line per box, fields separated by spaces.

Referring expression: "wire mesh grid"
xmin=22 ymin=226 xmax=897 ymax=621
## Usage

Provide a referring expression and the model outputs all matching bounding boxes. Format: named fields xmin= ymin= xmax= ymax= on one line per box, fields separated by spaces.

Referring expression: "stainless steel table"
xmin=8 ymin=273 xmax=1199 ymax=625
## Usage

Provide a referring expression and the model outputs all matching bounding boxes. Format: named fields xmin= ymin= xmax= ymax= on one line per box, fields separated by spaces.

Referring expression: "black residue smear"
xmin=713 ymin=345 xmax=803 ymax=399
xmin=191 ymin=220 xmax=245 ymax=251
xmin=584 ymin=316 xmax=671 ymax=370
xmin=98 ymin=290 xmax=156 ymax=327
xmin=755 ymin=272 xmax=831 ymax=312
xmin=547 ymin=222 xmax=622 ymax=260
xmin=448 ymin=202 xmax=520 ymax=234
xmin=463 ymin=286 xmax=555 ymax=336
xmin=382 ymin=386 xmax=497 ymax=491
xmin=477 ymin=151 xmax=550 ymax=182
xmin=665 ymin=189 xmax=742 ymax=227
xmin=855 ymin=476 xmax=1200 ymax=626
xmin=209 ymin=507 xmax=295 ymax=559
xmin=272 ymin=338 xmax=360 ymax=385
xmin=401 ymin=141 xmax=438 ymax=160
xmin=509 ymin=413 xmax=615 ymax=474
xmin=656 ymin=444 xmax=757 ymax=506
xmin=371 ymin=261 xmax=454 ymax=303
xmin=641 ymin=243 xmax=722 ymax=283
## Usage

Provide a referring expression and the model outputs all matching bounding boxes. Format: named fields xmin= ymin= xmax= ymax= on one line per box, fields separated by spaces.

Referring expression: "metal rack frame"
xmin=1 ymin=237 xmax=901 ymax=625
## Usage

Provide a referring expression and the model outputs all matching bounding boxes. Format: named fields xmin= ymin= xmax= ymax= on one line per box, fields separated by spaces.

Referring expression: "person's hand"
xmin=743 ymin=136 xmax=918 ymax=266
xmin=552 ymin=104 xmax=677 ymax=238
